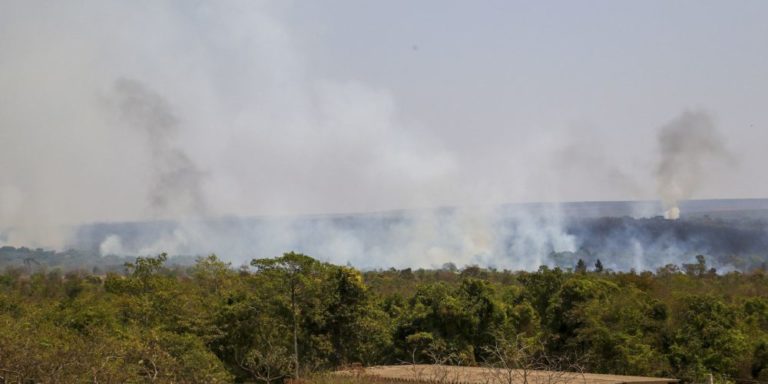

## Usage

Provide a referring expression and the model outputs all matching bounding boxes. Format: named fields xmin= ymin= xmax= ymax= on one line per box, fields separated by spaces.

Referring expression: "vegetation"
xmin=1 ymin=251 xmax=768 ymax=383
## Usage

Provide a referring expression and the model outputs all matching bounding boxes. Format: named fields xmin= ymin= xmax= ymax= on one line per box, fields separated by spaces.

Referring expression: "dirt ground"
xmin=334 ymin=365 xmax=678 ymax=384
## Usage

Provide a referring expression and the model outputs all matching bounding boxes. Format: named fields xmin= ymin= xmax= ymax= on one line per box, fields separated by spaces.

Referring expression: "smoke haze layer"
xmin=66 ymin=199 xmax=768 ymax=272
xmin=1 ymin=2 xmax=765 ymax=270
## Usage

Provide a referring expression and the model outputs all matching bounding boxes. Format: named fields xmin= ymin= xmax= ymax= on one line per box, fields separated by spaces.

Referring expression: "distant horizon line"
xmin=75 ymin=196 xmax=768 ymax=226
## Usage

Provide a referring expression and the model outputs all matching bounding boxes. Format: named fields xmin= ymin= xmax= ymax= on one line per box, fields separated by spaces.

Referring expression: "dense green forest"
xmin=2 ymin=252 xmax=768 ymax=383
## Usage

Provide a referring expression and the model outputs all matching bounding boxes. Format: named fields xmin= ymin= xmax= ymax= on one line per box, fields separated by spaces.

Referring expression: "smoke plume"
xmin=111 ymin=78 xmax=208 ymax=218
xmin=656 ymin=111 xmax=731 ymax=219
xmin=0 ymin=2 xmax=758 ymax=272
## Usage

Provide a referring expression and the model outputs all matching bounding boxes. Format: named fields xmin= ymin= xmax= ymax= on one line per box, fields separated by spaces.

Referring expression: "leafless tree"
xmin=482 ymin=333 xmax=587 ymax=384
xmin=423 ymin=343 xmax=472 ymax=384
xmin=237 ymin=342 xmax=295 ymax=384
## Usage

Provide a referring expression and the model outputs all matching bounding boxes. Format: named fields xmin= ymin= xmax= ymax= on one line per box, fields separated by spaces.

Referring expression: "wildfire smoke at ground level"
xmin=664 ymin=206 xmax=680 ymax=220
xmin=46 ymin=198 xmax=768 ymax=273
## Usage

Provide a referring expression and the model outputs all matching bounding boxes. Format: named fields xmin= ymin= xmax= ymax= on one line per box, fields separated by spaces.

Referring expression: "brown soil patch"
xmin=335 ymin=365 xmax=678 ymax=384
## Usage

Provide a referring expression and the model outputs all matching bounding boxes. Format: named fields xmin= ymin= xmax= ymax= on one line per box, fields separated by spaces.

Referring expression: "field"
xmin=327 ymin=365 xmax=679 ymax=384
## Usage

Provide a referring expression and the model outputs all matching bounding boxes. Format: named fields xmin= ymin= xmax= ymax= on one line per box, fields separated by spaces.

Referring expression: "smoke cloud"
xmin=111 ymin=78 xmax=208 ymax=218
xmin=0 ymin=2 xmax=759 ymax=271
xmin=82 ymin=206 xmax=579 ymax=270
xmin=656 ymin=111 xmax=731 ymax=219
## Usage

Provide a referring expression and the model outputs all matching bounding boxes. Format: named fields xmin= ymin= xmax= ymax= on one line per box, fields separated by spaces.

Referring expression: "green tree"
xmin=669 ymin=295 xmax=748 ymax=382
xmin=594 ymin=259 xmax=604 ymax=273
xmin=682 ymin=255 xmax=708 ymax=277
xmin=575 ymin=259 xmax=587 ymax=274
xmin=325 ymin=266 xmax=391 ymax=365
xmin=251 ymin=252 xmax=326 ymax=378
xmin=518 ymin=266 xmax=564 ymax=318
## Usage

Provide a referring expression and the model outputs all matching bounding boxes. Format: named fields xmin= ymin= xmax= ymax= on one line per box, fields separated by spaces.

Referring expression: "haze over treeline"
xmin=1 ymin=1 xmax=766 ymax=269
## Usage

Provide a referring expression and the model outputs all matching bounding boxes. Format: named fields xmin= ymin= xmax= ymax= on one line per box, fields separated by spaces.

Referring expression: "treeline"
xmin=1 ymin=253 xmax=768 ymax=383
xmin=0 ymin=245 xmax=197 ymax=273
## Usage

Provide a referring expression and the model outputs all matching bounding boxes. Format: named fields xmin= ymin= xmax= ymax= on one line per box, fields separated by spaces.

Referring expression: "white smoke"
xmin=664 ymin=206 xmax=680 ymax=220
xmin=630 ymin=239 xmax=646 ymax=271
xmin=0 ymin=1 xmax=454 ymax=250
xmin=2 ymin=1 xmax=721 ymax=271
xmin=99 ymin=235 xmax=124 ymax=256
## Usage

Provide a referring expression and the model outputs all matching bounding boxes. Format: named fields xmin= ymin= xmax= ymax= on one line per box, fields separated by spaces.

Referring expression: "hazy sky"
xmin=1 ymin=0 xmax=767 ymax=237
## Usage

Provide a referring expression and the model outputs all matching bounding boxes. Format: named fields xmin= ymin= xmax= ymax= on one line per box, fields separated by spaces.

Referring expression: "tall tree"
xmin=575 ymin=259 xmax=587 ymax=274
xmin=594 ymin=259 xmax=604 ymax=273
xmin=251 ymin=252 xmax=324 ymax=379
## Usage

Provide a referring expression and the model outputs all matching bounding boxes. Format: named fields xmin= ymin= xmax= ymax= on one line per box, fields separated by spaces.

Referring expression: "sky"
xmin=1 ymin=0 xmax=767 ymax=247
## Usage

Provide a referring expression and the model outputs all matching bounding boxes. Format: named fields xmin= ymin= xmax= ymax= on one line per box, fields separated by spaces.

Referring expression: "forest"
xmin=1 ymin=251 xmax=768 ymax=383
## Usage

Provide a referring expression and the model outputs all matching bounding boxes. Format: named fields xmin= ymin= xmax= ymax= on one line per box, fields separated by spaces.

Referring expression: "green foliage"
xmin=3 ymin=252 xmax=768 ymax=383
xmin=668 ymin=295 xmax=748 ymax=381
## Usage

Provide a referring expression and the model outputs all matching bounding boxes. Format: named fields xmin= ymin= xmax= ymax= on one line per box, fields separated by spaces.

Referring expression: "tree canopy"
xmin=0 ymin=252 xmax=766 ymax=383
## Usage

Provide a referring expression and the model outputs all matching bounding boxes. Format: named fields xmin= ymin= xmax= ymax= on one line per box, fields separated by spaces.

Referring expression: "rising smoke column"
xmin=98 ymin=78 xmax=210 ymax=256
xmin=111 ymin=78 xmax=208 ymax=218
xmin=656 ymin=111 xmax=730 ymax=219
